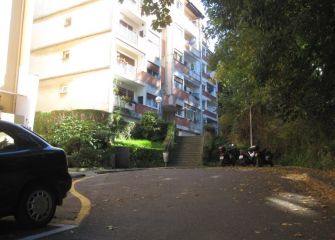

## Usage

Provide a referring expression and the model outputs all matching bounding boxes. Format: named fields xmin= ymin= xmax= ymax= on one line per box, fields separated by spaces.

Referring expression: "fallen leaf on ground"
xmin=281 ymin=222 xmax=293 ymax=226
xmin=294 ymin=233 xmax=303 ymax=238
xmin=107 ymin=225 xmax=119 ymax=230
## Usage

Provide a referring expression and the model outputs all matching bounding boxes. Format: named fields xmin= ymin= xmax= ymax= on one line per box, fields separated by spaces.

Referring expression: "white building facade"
xmin=30 ymin=0 xmax=218 ymax=135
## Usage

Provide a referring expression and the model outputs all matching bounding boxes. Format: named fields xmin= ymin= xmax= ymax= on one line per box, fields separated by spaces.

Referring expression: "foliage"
xmin=203 ymin=0 xmax=335 ymax=168
xmin=67 ymin=148 xmax=110 ymax=168
xmin=203 ymin=127 xmax=217 ymax=164
xmin=49 ymin=115 xmax=109 ymax=150
xmin=114 ymin=139 xmax=163 ymax=150
xmin=163 ymin=123 xmax=176 ymax=152
xmin=35 ymin=110 xmax=112 ymax=168
xmin=141 ymin=0 xmax=172 ymax=31
xmin=108 ymin=111 xmax=136 ymax=141
xmin=132 ymin=111 xmax=167 ymax=141
xmin=129 ymin=148 xmax=164 ymax=168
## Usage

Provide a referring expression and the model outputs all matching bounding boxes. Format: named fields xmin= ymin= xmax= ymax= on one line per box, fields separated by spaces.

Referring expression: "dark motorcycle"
xmin=258 ymin=149 xmax=274 ymax=167
xmin=237 ymin=149 xmax=253 ymax=166
xmin=238 ymin=145 xmax=259 ymax=166
xmin=219 ymin=144 xmax=239 ymax=166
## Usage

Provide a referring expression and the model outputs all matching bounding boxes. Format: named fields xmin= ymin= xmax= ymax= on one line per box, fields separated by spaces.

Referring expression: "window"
xmin=146 ymin=93 xmax=158 ymax=108
xmin=202 ymin=63 xmax=208 ymax=74
xmin=147 ymin=61 xmax=159 ymax=78
xmin=62 ymin=50 xmax=70 ymax=61
xmin=176 ymin=105 xmax=184 ymax=117
xmin=202 ymin=46 xmax=208 ymax=58
xmin=138 ymin=96 xmax=143 ymax=104
xmin=64 ymin=17 xmax=72 ymax=27
xmin=184 ymin=104 xmax=197 ymax=121
xmin=174 ymin=76 xmax=183 ymax=90
xmin=173 ymin=49 xmax=183 ymax=63
xmin=0 ymin=132 xmax=14 ymax=151
xmin=0 ymin=129 xmax=40 ymax=152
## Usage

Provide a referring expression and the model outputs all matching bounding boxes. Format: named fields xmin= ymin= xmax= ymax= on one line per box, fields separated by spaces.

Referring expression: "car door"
xmin=0 ymin=125 xmax=42 ymax=214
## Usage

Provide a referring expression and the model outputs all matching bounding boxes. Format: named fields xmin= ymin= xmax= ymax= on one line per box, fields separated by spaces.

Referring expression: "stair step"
xmin=172 ymin=136 xmax=204 ymax=167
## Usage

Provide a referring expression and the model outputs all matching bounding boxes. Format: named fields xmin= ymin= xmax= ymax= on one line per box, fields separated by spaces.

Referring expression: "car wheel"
xmin=15 ymin=185 xmax=56 ymax=228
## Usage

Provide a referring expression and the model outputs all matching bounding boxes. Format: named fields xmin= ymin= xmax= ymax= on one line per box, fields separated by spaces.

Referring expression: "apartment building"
xmin=30 ymin=0 xmax=218 ymax=135
xmin=0 ymin=0 xmax=38 ymax=128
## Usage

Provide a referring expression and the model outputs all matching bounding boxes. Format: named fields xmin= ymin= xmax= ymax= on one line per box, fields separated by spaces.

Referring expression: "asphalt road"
xmin=49 ymin=167 xmax=335 ymax=240
xmin=1 ymin=167 xmax=334 ymax=239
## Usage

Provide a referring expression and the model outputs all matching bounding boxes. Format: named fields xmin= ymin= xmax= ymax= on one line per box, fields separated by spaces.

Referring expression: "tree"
xmin=203 ymin=0 xmax=335 ymax=167
xmin=141 ymin=0 xmax=172 ymax=31
xmin=205 ymin=0 xmax=335 ymax=126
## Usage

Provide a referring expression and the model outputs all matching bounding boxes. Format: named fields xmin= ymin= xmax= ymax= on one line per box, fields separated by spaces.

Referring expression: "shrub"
xmin=163 ymin=123 xmax=176 ymax=152
xmin=132 ymin=111 xmax=167 ymax=141
xmin=49 ymin=115 xmax=110 ymax=150
xmin=67 ymin=147 xmax=110 ymax=168
xmin=129 ymin=147 xmax=164 ymax=168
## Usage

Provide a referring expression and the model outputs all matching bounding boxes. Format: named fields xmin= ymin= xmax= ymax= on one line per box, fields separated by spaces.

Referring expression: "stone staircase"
xmin=170 ymin=136 xmax=204 ymax=167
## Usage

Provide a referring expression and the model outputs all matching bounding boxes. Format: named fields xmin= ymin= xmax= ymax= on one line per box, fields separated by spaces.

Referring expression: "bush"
xmin=132 ymin=112 xmax=167 ymax=141
xmin=163 ymin=123 xmax=176 ymax=152
xmin=129 ymin=147 xmax=164 ymax=168
xmin=67 ymin=147 xmax=110 ymax=168
xmin=49 ymin=115 xmax=110 ymax=150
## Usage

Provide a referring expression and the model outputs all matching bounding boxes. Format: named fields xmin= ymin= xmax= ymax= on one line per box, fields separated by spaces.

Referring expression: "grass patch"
xmin=114 ymin=139 xmax=164 ymax=150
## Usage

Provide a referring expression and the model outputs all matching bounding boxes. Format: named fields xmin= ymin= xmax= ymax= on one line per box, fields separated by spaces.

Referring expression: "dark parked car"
xmin=0 ymin=120 xmax=72 ymax=228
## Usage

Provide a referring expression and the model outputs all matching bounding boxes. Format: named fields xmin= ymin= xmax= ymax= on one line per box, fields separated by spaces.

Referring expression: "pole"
xmin=249 ymin=105 xmax=253 ymax=147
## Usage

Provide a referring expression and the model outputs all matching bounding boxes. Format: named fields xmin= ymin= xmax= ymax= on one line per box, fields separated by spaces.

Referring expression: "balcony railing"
xmin=189 ymin=70 xmax=200 ymax=81
xmin=118 ymin=24 xmax=138 ymax=45
xmin=183 ymin=16 xmax=198 ymax=36
xmin=185 ymin=44 xmax=201 ymax=58
xmin=137 ymin=71 xmax=160 ymax=88
xmin=114 ymin=96 xmax=141 ymax=119
xmin=184 ymin=72 xmax=201 ymax=86
xmin=190 ymin=122 xmax=202 ymax=133
xmin=116 ymin=62 xmax=137 ymax=80
xmin=207 ymin=105 xmax=217 ymax=113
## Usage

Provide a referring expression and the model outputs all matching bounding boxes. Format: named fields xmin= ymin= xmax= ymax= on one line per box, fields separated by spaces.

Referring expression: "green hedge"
xmin=129 ymin=147 xmax=164 ymax=168
xmin=67 ymin=148 xmax=112 ymax=168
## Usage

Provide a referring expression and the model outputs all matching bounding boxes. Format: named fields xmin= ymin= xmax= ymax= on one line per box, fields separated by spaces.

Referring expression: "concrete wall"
xmin=30 ymin=33 xmax=112 ymax=79
xmin=37 ymin=69 xmax=112 ymax=112
xmin=32 ymin=0 xmax=112 ymax=50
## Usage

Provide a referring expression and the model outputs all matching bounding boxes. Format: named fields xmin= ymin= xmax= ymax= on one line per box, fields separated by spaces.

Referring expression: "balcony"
xmin=189 ymin=94 xmax=200 ymax=108
xmin=174 ymin=60 xmax=189 ymax=75
xmin=173 ymin=88 xmax=189 ymax=101
xmin=175 ymin=116 xmax=190 ymax=128
xmin=114 ymin=96 xmax=141 ymax=119
xmin=184 ymin=72 xmax=201 ymax=86
xmin=122 ymin=0 xmax=141 ymax=14
xmin=163 ymin=95 xmax=184 ymax=112
xmin=203 ymin=109 xmax=217 ymax=119
xmin=116 ymin=62 xmax=137 ymax=80
xmin=202 ymin=71 xmax=211 ymax=80
xmin=135 ymin=103 xmax=158 ymax=115
xmin=185 ymin=43 xmax=201 ymax=58
xmin=190 ymin=122 xmax=202 ymax=134
xmin=117 ymin=24 xmax=138 ymax=46
xmin=137 ymin=71 xmax=160 ymax=88
xmin=183 ymin=16 xmax=198 ymax=36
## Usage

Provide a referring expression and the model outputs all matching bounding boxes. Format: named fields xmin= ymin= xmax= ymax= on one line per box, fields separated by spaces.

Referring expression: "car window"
xmin=0 ymin=127 xmax=41 ymax=153
xmin=0 ymin=131 xmax=15 ymax=152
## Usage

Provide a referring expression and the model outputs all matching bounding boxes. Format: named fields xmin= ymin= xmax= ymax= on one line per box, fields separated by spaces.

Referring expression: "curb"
xmin=70 ymin=173 xmax=86 ymax=179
